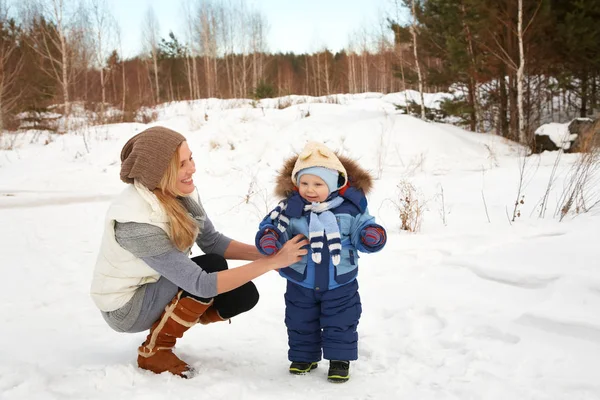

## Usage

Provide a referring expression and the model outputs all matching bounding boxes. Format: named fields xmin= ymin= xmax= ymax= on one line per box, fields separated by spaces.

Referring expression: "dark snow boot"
xmin=327 ymin=360 xmax=350 ymax=383
xmin=289 ymin=361 xmax=318 ymax=375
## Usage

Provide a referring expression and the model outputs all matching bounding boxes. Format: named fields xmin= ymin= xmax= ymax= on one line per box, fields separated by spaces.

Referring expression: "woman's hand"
xmin=272 ymin=234 xmax=308 ymax=268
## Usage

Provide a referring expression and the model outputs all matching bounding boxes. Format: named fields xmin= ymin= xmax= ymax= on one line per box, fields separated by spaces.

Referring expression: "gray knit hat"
xmin=120 ymin=126 xmax=186 ymax=190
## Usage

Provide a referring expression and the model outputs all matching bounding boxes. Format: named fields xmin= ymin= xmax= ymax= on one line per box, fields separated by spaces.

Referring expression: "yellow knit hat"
xmin=291 ymin=141 xmax=347 ymax=188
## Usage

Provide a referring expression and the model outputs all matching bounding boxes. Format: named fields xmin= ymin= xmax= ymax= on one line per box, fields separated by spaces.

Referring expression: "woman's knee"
xmin=191 ymin=253 xmax=228 ymax=273
xmin=244 ymin=281 xmax=260 ymax=309
xmin=214 ymin=281 xmax=260 ymax=319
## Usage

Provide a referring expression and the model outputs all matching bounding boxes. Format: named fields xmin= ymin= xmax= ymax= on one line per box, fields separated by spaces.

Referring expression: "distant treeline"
xmin=0 ymin=0 xmax=597 ymax=142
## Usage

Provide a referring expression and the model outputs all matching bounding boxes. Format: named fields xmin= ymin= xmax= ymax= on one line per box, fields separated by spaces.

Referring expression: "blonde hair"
xmin=153 ymin=144 xmax=198 ymax=251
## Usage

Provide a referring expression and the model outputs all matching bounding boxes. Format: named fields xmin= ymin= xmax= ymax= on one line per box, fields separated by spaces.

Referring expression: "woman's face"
xmin=176 ymin=141 xmax=196 ymax=195
xmin=298 ymin=174 xmax=329 ymax=203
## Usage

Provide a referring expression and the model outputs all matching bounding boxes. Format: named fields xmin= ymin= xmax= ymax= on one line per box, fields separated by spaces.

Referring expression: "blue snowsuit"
xmin=255 ymin=186 xmax=386 ymax=362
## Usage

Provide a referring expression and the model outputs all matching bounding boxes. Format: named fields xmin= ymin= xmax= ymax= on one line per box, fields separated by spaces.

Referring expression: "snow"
xmin=535 ymin=121 xmax=579 ymax=150
xmin=1 ymin=93 xmax=599 ymax=400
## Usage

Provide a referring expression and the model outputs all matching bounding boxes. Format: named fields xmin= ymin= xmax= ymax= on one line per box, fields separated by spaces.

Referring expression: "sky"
xmin=1 ymin=92 xmax=599 ymax=398
xmin=112 ymin=0 xmax=396 ymax=58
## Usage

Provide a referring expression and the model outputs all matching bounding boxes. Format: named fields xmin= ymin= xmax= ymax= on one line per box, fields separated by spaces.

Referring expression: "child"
xmin=255 ymin=141 xmax=386 ymax=383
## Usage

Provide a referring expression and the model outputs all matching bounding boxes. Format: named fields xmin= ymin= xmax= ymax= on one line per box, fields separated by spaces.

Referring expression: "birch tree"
xmin=516 ymin=0 xmax=526 ymax=143
xmin=249 ymin=9 xmax=268 ymax=91
xmin=142 ymin=6 xmax=160 ymax=104
xmin=182 ymin=0 xmax=199 ymax=99
xmin=25 ymin=0 xmax=72 ymax=123
xmin=196 ymin=0 xmax=219 ymax=97
xmin=115 ymin=24 xmax=125 ymax=115
xmin=408 ymin=0 xmax=426 ymax=120
xmin=89 ymin=0 xmax=115 ymax=120
xmin=0 ymin=6 xmax=23 ymax=131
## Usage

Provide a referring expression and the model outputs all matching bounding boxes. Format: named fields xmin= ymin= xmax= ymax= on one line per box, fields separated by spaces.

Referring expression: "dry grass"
xmin=209 ymin=140 xmax=221 ymax=151
xmin=555 ymin=145 xmax=600 ymax=220
xmin=136 ymin=108 xmax=159 ymax=124
xmin=393 ymin=180 xmax=424 ymax=232
xmin=276 ymin=97 xmax=294 ymax=109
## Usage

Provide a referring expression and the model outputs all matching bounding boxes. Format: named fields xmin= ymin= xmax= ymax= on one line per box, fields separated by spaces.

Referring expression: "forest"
xmin=0 ymin=0 xmax=598 ymax=144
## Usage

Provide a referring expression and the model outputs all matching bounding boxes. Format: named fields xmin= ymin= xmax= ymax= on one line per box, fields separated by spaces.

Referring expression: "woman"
xmin=91 ymin=126 xmax=307 ymax=378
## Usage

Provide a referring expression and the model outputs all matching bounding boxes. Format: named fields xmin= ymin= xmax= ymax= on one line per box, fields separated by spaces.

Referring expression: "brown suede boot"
xmin=198 ymin=306 xmax=229 ymax=325
xmin=137 ymin=291 xmax=212 ymax=378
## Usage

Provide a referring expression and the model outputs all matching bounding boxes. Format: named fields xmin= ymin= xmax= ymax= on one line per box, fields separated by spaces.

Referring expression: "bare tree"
xmin=375 ymin=11 xmax=391 ymax=93
xmin=346 ymin=34 xmax=358 ymax=94
xmin=69 ymin=1 xmax=92 ymax=105
xmin=481 ymin=0 xmax=544 ymax=142
xmin=460 ymin=1 xmax=481 ymax=132
xmin=142 ymin=6 xmax=160 ymax=104
xmin=323 ymin=50 xmax=331 ymax=95
xmin=249 ymin=8 xmax=268 ymax=91
xmin=24 ymin=0 xmax=73 ymax=125
xmin=351 ymin=24 xmax=370 ymax=93
xmin=0 ymin=0 xmax=24 ymax=130
xmin=89 ymin=0 xmax=115 ymax=120
xmin=517 ymin=0 xmax=526 ymax=143
xmin=217 ymin=1 xmax=233 ymax=97
xmin=114 ymin=23 xmax=126 ymax=115
xmin=237 ymin=0 xmax=248 ymax=97
xmin=392 ymin=0 xmax=409 ymax=113
xmin=408 ymin=0 xmax=425 ymax=120
xmin=196 ymin=0 xmax=220 ymax=98
xmin=182 ymin=0 xmax=200 ymax=99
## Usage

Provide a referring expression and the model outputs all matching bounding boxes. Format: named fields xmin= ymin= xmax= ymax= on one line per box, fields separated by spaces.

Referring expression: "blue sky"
xmin=113 ymin=0 xmax=396 ymax=58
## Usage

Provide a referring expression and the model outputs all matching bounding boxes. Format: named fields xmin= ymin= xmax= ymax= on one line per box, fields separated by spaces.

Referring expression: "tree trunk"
xmin=213 ymin=56 xmax=218 ymax=96
xmin=185 ymin=55 xmax=193 ymax=99
xmin=467 ymin=78 xmax=477 ymax=132
xmin=100 ymin=67 xmax=106 ymax=121
xmin=225 ymin=53 xmax=232 ymax=98
xmin=153 ymin=52 xmax=159 ymax=104
xmin=324 ymin=54 xmax=330 ymax=95
xmin=242 ymin=53 xmax=247 ymax=97
xmin=517 ymin=0 xmax=526 ymax=143
xmin=409 ymin=0 xmax=425 ymax=120
xmin=509 ymin=73 xmax=519 ymax=141
xmin=121 ymin=62 xmax=126 ymax=116
xmin=304 ymin=56 xmax=309 ymax=95
xmin=192 ymin=56 xmax=200 ymax=99
xmin=204 ymin=55 xmax=211 ymax=97
xmin=461 ymin=3 xmax=478 ymax=132
xmin=591 ymin=74 xmax=597 ymax=113
xmin=60 ymin=32 xmax=70 ymax=119
xmin=580 ymin=68 xmax=588 ymax=117
xmin=252 ymin=50 xmax=257 ymax=90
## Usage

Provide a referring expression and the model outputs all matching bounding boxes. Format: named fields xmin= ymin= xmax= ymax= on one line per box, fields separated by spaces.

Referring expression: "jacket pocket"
xmin=280 ymin=255 xmax=308 ymax=282
xmin=333 ymin=249 xmax=358 ymax=284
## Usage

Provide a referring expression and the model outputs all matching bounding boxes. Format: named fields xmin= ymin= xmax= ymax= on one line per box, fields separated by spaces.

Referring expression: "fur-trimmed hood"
xmin=274 ymin=153 xmax=373 ymax=199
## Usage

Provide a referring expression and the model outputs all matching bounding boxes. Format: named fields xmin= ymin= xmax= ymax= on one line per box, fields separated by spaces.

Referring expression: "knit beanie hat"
xmin=291 ymin=141 xmax=347 ymax=188
xmin=296 ymin=166 xmax=341 ymax=194
xmin=120 ymin=126 xmax=186 ymax=190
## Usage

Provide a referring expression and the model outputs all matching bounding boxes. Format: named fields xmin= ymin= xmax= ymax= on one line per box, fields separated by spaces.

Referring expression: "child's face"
xmin=298 ymin=174 xmax=329 ymax=202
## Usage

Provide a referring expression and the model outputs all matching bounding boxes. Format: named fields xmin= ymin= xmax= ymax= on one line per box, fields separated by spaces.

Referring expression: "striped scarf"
xmin=304 ymin=197 xmax=344 ymax=265
xmin=268 ymin=196 xmax=344 ymax=265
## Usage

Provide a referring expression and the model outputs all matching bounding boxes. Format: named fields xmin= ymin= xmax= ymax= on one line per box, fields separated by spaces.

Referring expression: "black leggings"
xmin=181 ymin=254 xmax=259 ymax=319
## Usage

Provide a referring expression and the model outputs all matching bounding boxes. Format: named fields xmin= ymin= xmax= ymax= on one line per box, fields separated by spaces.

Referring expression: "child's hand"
xmin=360 ymin=226 xmax=386 ymax=248
xmin=259 ymin=230 xmax=280 ymax=255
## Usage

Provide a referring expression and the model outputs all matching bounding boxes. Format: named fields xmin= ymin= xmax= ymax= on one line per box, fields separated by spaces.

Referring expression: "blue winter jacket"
xmin=255 ymin=187 xmax=385 ymax=291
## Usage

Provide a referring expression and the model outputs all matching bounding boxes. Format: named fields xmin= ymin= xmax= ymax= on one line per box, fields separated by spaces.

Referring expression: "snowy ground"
xmin=1 ymin=93 xmax=599 ymax=400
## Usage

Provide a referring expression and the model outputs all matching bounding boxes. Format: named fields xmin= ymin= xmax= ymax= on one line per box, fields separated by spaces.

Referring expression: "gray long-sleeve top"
xmin=114 ymin=195 xmax=232 ymax=298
